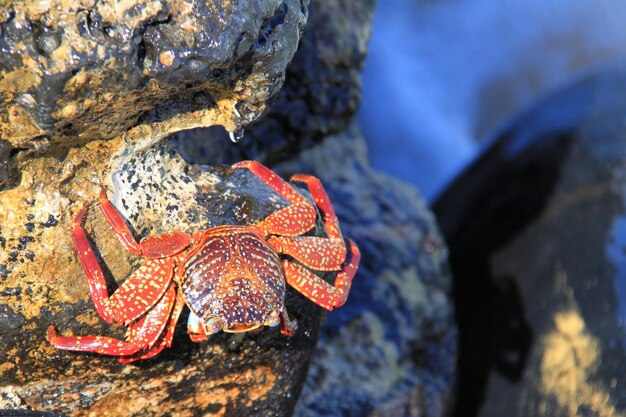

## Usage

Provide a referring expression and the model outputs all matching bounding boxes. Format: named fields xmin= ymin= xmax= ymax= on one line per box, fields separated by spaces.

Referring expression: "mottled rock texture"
xmin=282 ymin=128 xmax=455 ymax=417
xmin=0 ymin=0 xmax=456 ymax=416
xmin=169 ymin=0 xmax=373 ymax=165
xmin=173 ymin=0 xmax=457 ymax=415
xmin=0 ymin=0 xmax=306 ymax=156
xmin=1 ymin=0 xmax=314 ymax=416
xmin=0 ymin=145 xmax=332 ymax=417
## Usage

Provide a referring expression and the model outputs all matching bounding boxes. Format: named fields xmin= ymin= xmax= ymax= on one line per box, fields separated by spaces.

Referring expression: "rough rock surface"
xmin=1 ymin=0 xmax=457 ymax=416
xmin=170 ymin=0 xmax=374 ymax=165
xmin=172 ymin=1 xmax=457 ymax=413
xmin=0 ymin=0 xmax=316 ymax=416
xmin=0 ymin=0 xmax=307 ymax=160
xmin=0 ymin=145 xmax=331 ymax=416
xmin=434 ymin=63 xmax=626 ymax=417
xmin=281 ymin=128 xmax=456 ymax=417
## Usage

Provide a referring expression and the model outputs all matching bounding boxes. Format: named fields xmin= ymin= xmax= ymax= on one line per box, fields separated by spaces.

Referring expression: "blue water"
xmin=359 ymin=0 xmax=626 ymax=201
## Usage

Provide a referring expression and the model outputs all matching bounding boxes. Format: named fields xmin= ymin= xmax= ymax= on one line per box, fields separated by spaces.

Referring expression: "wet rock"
xmin=0 ymin=0 xmax=317 ymax=415
xmin=0 ymin=152 xmax=332 ymax=416
xmin=170 ymin=0 xmax=457 ymax=413
xmin=1 ymin=0 xmax=457 ymax=416
xmin=434 ymin=62 xmax=626 ymax=417
xmin=0 ymin=0 xmax=307 ymax=152
xmin=171 ymin=0 xmax=375 ymax=165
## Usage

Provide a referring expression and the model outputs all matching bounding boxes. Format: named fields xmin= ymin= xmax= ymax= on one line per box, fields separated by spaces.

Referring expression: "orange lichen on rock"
xmin=539 ymin=308 xmax=618 ymax=417
xmin=83 ymin=366 xmax=276 ymax=417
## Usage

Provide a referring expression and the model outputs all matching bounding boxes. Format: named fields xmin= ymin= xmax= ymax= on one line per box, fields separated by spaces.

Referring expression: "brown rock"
xmin=1 ymin=0 xmax=457 ymax=416
xmin=0 ymin=0 xmax=307 ymax=152
xmin=0 ymin=148 xmax=332 ymax=416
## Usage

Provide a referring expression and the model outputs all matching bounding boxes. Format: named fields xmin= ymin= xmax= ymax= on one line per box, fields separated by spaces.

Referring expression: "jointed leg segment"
xmin=48 ymin=188 xmax=190 ymax=361
xmin=98 ymin=187 xmax=191 ymax=258
xmin=48 ymin=281 xmax=181 ymax=361
xmin=231 ymin=161 xmax=317 ymax=236
xmin=284 ymin=239 xmax=360 ymax=310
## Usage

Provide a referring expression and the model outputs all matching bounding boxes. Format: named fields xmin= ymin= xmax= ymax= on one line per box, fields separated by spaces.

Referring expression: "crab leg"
xmin=98 ymin=187 xmax=191 ymax=259
xmin=231 ymin=161 xmax=317 ymax=236
xmin=268 ymin=174 xmax=348 ymax=270
xmin=120 ymin=287 xmax=186 ymax=363
xmin=47 ymin=326 xmax=143 ymax=357
xmin=290 ymin=174 xmax=343 ymax=241
xmin=284 ymin=240 xmax=360 ymax=310
xmin=47 ymin=282 xmax=178 ymax=358
xmin=71 ymin=205 xmax=175 ymax=324
xmin=268 ymin=236 xmax=347 ymax=271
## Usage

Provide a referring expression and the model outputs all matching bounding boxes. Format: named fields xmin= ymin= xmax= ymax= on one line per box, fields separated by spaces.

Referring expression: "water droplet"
xmin=228 ymin=129 xmax=245 ymax=143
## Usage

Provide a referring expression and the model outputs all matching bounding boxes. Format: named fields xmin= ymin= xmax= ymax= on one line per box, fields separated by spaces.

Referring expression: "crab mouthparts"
xmin=193 ymin=309 xmax=281 ymax=335
xmin=223 ymin=322 xmax=262 ymax=333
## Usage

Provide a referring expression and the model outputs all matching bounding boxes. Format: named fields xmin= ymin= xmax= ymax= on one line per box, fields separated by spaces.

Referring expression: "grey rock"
xmin=170 ymin=0 xmax=376 ymax=166
xmin=277 ymin=127 xmax=456 ymax=417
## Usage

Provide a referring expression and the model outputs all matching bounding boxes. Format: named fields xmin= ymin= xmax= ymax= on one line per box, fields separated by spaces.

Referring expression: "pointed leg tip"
xmin=73 ymin=204 xmax=90 ymax=226
xmin=289 ymin=174 xmax=312 ymax=184
xmin=46 ymin=325 xmax=58 ymax=343
xmin=348 ymin=239 xmax=361 ymax=261
xmin=230 ymin=160 xmax=253 ymax=170
xmin=229 ymin=160 xmax=255 ymax=175
xmin=280 ymin=328 xmax=295 ymax=337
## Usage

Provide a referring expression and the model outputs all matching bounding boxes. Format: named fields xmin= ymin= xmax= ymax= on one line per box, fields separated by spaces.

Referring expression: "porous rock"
xmin=172 ymin=1 xmax=457 ymax=413
xmin=0 ymin=143 xmax=330 ymax=416
xmin=280 ymin=127 xmax=456 ymax=417
xmin=0 ymin=0 xmax=317 ymax=416
xmin=0 ymin=0 xmax=307 ymax=153
xmin=170 ymin=0 xmax=375 ymax=165
xmin=1 ymin=0 xmax=457 ymax=416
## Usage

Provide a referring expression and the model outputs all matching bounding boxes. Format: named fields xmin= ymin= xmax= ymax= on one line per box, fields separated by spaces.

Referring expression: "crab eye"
xmin=265 ymin=311 xmax=281 ymax=327
xmin=205 ymin=317 xmax=224 ymax=334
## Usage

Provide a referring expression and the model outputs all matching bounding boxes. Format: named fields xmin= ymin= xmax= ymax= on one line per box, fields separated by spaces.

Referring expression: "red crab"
xmin=47 ymin=160 xmax=360 ymax=363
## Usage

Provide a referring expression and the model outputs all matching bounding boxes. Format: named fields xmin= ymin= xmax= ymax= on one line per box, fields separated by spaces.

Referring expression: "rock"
xmin=0 ymin=0 xmax=307 ymax=152
xmin=280 ymin=127 xmax=456 ymax=417
xmin=0 ymin=151 xmax=331 ymax=416
xmin=0 ymin=410 xmax=68 ymax=417
xmin=0 ymin=0 xmax=320 ymax=415
xmin=1 ymin=0 xmax=457 ymax=416
xmin=434 ymin=62 xmax=626 ymax=417
xmin=171 ymin=0 xmax=457 ymax=413
xmin=170 ymin=0 xmax=376 ymax=165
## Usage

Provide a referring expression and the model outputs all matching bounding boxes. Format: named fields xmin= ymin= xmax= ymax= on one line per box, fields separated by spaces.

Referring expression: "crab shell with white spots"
xmin=182 ymin=225 xmax=285 ymax=334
